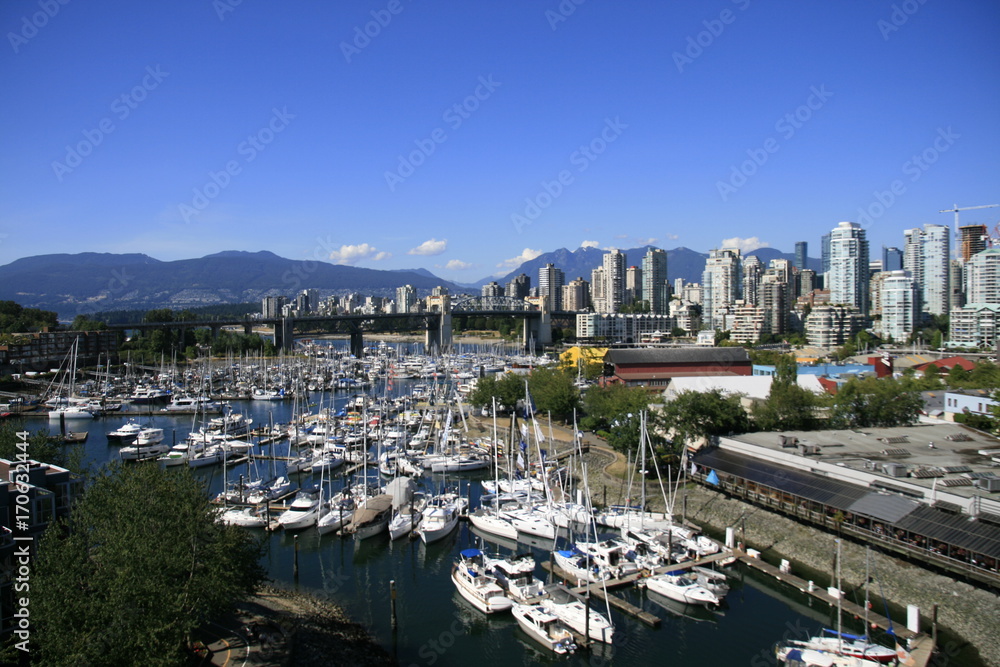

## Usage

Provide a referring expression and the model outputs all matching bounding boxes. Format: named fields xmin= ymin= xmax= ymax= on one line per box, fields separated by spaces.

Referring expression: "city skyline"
xmin=1 ymin=2 xmax=998 ymax=281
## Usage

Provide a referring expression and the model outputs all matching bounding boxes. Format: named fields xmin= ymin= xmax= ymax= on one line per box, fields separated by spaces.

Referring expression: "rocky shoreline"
xmin=240 ymin=584 xmax=395 ymax=667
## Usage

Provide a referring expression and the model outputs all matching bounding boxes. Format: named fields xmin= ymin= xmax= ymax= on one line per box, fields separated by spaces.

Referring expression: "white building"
xmin=575 ymin=312 xmax=673 ymax=343
xmin=701 ymin=248 xmax=741 ymax=330
xmin=903 ymin=224 xmax=950 ymax=317
xmin=879 ymin=270 xmax=918 ymax=342
xmin=828 ymin=221 xmax=869 ymax=315
xmin=949 ymin=303 xmax=1000 ymax=348
xmin=642 ymin=248 xmax=669 ymax=315
xmin=965 ymin=248 xmax=1000 ymax=305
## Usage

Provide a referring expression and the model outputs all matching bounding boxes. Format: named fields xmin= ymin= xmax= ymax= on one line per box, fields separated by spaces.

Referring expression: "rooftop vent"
xmin=942 ymin=465 xmax=973 ymax=474
xmin=939 ymin=478 xmax=973 ymax=487
xmin=946 ymin=433 xmax=974 ymax=442
xmin=880 ymin=436 xmax=909 ymax=444
xmin=881 ymin=448 xmax=911 ymax=457
xmin=976 ymin=478 xmax=1000 ymax=492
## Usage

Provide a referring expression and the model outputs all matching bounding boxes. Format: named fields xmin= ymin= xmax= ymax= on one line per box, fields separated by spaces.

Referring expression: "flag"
xmin=706 ymin=470 xmax=720 ymax=485
xmin=516 ymin=452 xmax=525 ymax=470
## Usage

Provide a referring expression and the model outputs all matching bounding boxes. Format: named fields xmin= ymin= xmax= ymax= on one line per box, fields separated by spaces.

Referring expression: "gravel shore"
xmin=245 ymin=584 xmax=396 ymax=667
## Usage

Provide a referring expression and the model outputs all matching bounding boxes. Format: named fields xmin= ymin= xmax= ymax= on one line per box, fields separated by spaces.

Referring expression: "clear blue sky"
xmin=1 ymin=1 xmax=997 ymax=282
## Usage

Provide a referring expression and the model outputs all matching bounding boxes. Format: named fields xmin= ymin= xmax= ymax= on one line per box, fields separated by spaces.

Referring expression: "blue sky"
xmin=1 ymin=1 xmax=997 ymax=283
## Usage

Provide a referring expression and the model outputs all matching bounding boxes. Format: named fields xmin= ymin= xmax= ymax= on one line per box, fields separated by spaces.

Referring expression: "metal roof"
xmin=693 ymin=448 xmax=867 ymax=510
xmin=847 ymin=493 xmax=920 ymax=524
xmin=605 ymin=347 xmax=751 ymax=366
xmin=895 ymin=506 xmax=1000 ymax=559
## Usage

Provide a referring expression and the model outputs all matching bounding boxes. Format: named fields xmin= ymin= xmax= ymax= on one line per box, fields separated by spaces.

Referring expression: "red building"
xmin=603 ymin=347 xmax=752 ymax=388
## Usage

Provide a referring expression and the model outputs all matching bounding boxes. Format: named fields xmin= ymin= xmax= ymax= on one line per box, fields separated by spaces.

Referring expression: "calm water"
xmin=52 ymin=374 xmax=963 ymax=667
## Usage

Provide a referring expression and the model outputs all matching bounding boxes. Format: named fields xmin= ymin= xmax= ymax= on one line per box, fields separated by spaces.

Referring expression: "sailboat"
xmin=774 ymin=541 xmax=887 ymax=666
xmin=47 ymin=338 xmax=93 ymax=421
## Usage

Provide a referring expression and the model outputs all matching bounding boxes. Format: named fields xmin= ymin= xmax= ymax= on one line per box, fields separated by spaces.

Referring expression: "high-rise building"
xmin=742 ymin=255 xmax=763 ymax=306
xmin=760 ymin=273 xmax=789 ymax=335
xmin=262 ymin=296 xmax=287 ymax=318
xmin=821 ymin=232 xmax=832 ymax=275
xmin=959 ymin=224 xmax=989 ymax=262
xmin=505 ymin=273 xmax=530 ymax=300
xmin=642 ymin=248 xmax=669 ymax=315
xmin=395 ymin=284 xmax=417 ymax=313
xmin=965 ymin=248 xmax=1000 ymax=304
xmin=673 ymin=277 xmax=686 ymax=298
xmin=950 ymin=259 xmax=964 ymax=310
xmin=799 ymin=269 xmax=816 ymax=297
xmin=562 ymin=277 xmax=589 ymax=311
xmin=590 ymin=266 xmax=606 ymax=313
xmin=602 ymin=249 xmax=626 ymax=313
xmin=794 ymin=241 xmax=808 ymax=271
xmin=828 ymin=222 xmax=870 ymax=315
xmin=481 ymin=281 xmax=502 ymax=298
xmin=538 ymin=263 xmax=565 ymax=311
xmin=880 ymin=270 xmax=918 ymax=342
xmin=882 ymin=246 xmax=903 ymax=272
xmin=903 ymin=224 xmax=950 ymax=317
xmin=625 ymin=265 xmax=642 ymax=306
xmin=701 ymin=248 xmax=741 ymax=329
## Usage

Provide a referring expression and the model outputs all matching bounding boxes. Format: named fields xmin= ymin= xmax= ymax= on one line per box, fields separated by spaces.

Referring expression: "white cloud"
xmin=329 ymin=243 xmax=390 ymax=265
xmin=664 ymin=233 xmax=679 ymax=241
xmin=442 ymin=259 xmax=473 ymax=270
xmin=721 ymin=236 xmax=770 ymax=253
xmin=407 ymin=238 xmax=447 ymax=256
xmin=581 ymin=240 xmax=599 ymax=249
xmin=496 ymin=248 xmax=543 ymax=272
xmin=636 ymin=237 xmax=658 ymax=246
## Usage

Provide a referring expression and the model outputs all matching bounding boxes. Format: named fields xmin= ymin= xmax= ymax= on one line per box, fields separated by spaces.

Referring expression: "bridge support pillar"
xmin=210 ymin=324 xmax=221 ymax=340
xmin=349 ymin=328 xmax=364 ymax=358
xmin=522 ymin=303 xmax=551 ymax=352
xmin=274 ymin=317 xmax=294 ymax=352
xmin=426 ymin=313 xmax=452 ymax=356
xmin=244 ymin=322 xmax=253 ymax=336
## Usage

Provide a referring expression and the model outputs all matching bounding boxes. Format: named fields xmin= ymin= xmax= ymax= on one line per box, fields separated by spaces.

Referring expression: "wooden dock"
xmin=736 ymin=551 xmax=934 ymax=667
xmin=539 ymin=561 xmax=661 ymax=628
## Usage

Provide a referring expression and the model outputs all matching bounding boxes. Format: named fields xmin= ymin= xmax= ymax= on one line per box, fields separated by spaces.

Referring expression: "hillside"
xmin=0 ymin=251 xmax=460 ymax=317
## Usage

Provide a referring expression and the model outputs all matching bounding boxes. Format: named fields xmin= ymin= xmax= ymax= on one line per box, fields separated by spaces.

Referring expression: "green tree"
xmin=526 ymin=366 xmax=580 ymax=420
xmin=144 ymin=308 xmax=175 ymax=323
xmin=829 ymin=376 xmax=923 ymax=428
xmin=580 ymin=383 xmax=650 ymax=433
xmin=754 ymin=380 xmax=825 ymax=431
xmin=660 ymin=389 xmax=750 ymax=447
xmin=70 ymin=315 xmax=107 ymax=331
xmin=0 ymin=421 xmax=86 ymax=475
xmin=468 ymin=372 xmax=526 ymax=412
xmin=32 ymin=463 xmax=265 ymax=666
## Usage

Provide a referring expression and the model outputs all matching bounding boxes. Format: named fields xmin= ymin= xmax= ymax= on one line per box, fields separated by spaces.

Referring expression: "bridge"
xmin=105 ymin=295 xmax=554 ymax=355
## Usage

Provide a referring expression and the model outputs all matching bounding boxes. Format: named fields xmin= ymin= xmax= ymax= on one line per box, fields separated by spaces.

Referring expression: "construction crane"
xmin=940 ymin=203 xmax=999 ymax=256
xmin=940 ymin=202 xmax=998 ymax=231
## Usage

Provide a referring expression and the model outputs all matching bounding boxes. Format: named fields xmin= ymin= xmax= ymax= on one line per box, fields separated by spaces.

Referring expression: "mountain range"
xmin=0 ymin=246 xmax=820 ymax=318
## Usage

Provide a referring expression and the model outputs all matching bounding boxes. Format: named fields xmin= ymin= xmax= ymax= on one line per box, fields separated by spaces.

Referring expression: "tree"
xmin=580 ymin=383 xmax=650 ymax=434
xmin=70 ymin=315 xmax=107 ymax=331
xmin=0 ymin=421 xmax=86 ymax=475
xmin=526 ymin=366 xmax=580 ymax=420
xmin=754 ymin=380 xmax=825 ymax=432
xmin=829 ymin=376 xmax=923 ymax=429
xmin=32 ymin=463 xmax=265 ymax=666
xmin=659 ymin=389 xmax=750 ymax=447
xmin=467 ymin=372 xmax=525 ymax=412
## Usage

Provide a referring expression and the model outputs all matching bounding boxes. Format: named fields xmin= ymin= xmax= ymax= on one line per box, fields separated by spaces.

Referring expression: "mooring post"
xmin=390 ymin=579 xmax=398 ymax=630
xmin=293 ymin=534 xmax=299 ymax=578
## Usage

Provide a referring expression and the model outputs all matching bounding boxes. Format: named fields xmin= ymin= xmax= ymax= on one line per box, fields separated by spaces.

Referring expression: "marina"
xmin=18 ymin=340 xmax=974 ymax=666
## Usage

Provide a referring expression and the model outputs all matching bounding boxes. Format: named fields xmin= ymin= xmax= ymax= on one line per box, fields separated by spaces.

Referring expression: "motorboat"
xmin=451 ymin=549 xmax=513 ymax=614
xmin=511 ymin=603 xmax=576 ymax=654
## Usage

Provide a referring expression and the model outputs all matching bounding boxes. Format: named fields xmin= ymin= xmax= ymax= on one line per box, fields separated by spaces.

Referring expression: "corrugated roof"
xmin=605 ymin=347 xmax=751 ymax=366
xmin=693 ymin=448 xmax=867 ymax=510
xmin=847 ymin=492 xmax=920 ymax=524
xmin=895 ymin=505 xmax=1000 ymax=559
